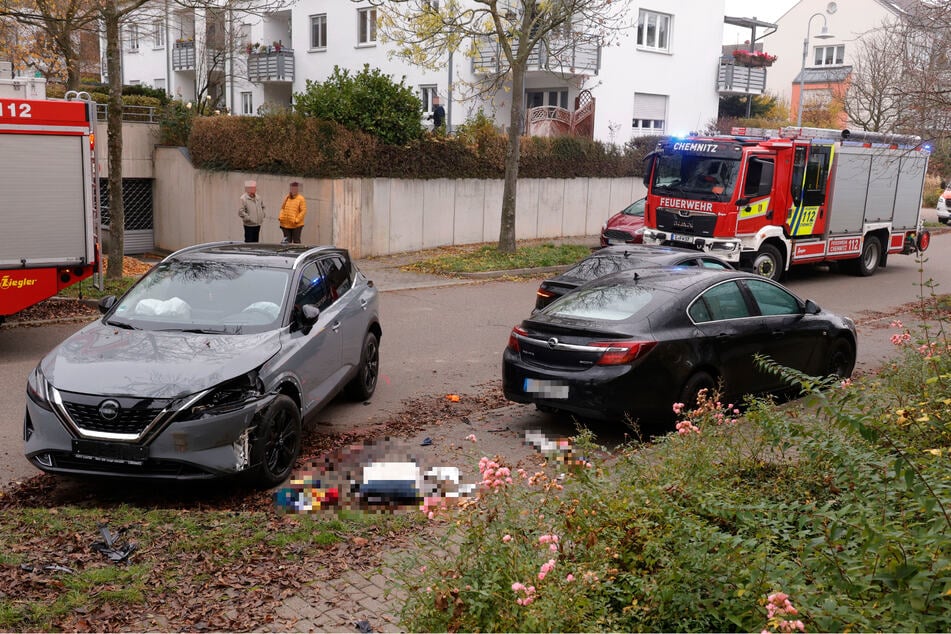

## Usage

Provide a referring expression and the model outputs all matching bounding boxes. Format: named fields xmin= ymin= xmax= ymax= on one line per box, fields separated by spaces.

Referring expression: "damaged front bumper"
xmin=24 ymin=392 xmax=279 ymax=480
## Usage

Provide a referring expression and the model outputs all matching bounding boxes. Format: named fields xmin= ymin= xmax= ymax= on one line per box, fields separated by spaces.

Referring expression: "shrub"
xmin=294 ymin=64 xmax=423 ymax=145
xmin=400 ymin=299 xmax=951 ymax=632
xmin=923 ymin=173 xmax=942 ymax=208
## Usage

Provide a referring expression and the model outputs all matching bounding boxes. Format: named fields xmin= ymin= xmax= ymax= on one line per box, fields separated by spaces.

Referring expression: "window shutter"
xmin=633 ymin=93 xmax=667 ymax=120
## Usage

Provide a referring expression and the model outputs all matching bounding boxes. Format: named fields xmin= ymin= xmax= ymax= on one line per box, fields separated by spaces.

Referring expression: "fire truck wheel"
xmin=751 ymin=244 xmax=784 ymax=281
xmin=854 ymin=236 xmax=881 ymax=277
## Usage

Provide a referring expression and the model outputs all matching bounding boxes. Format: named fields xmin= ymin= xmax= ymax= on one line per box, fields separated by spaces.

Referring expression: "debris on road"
xmin=91 ymin=523 xmax=137 ymax=563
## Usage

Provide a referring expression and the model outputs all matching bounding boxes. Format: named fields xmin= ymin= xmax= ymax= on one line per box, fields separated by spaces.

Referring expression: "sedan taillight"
xmin=591 ymin=340 xmax=657 ymax=365
xmin=507 ymin=326 xmax=527 ymax=353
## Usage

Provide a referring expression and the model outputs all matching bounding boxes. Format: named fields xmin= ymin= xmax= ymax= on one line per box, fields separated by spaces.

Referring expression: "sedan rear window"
xmin=545 ymin=284 xmax=656 ymax=321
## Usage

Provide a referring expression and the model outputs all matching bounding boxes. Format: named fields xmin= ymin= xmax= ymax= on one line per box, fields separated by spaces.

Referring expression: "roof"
xmin=793 ymin=65 xmax=853 ymax=84
xmin=167 ymin=242 xmax=343 ymax=269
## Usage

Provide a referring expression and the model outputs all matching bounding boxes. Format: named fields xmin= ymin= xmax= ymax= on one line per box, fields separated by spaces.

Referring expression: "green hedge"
xmin=188 ymin=112 xmax=653 ymax=179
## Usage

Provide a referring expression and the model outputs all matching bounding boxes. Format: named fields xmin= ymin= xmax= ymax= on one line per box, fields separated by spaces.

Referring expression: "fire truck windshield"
xmin=652 ymin=154 xmax=740 ymax=202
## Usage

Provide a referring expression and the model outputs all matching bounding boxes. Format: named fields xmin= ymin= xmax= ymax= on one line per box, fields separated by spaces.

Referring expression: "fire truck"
xmin=0 ymin=85 xmax=101 ymax=324
xmin=641 ymin=126 xmax=931 ymax=280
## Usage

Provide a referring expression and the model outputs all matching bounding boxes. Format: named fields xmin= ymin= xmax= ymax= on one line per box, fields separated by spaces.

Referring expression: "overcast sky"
xmin=723 ymin=0 xmax=798 ymax=45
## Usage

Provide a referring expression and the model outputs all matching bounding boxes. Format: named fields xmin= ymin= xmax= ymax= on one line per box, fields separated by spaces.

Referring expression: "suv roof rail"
xmin=165 ymin=241 xmax=242 ymax=260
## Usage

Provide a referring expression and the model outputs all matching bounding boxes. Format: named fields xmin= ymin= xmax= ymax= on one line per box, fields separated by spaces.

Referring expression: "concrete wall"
xmin=95 ymin=121 xmax=157 ymax=178
xmin=153 ymin=146 xmax=645 ymax=257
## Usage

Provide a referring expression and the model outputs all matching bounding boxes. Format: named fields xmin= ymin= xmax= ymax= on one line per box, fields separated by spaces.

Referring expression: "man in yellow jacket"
xmin=279 ymin=181 xmax=307 ymax=244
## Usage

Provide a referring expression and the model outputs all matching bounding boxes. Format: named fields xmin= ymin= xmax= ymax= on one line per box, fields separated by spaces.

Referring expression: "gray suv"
xmin=24 ymin=243 xmax=381 ymax=486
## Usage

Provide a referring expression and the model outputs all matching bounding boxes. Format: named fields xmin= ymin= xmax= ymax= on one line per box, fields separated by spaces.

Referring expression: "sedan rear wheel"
xmin=252 ymin=395 xmax=301 ymax=488
xmin=826 ymin=337 xmax=856 ymax=379
xmin=345 ymin=331 xmax=380 ymax=401
xmin=679 ymin=371 xmax=716 ymax=413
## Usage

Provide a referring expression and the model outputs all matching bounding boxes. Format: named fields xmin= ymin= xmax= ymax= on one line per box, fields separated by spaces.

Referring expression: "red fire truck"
xmin=0 ymin=91 xmax=101 ymax=323
xmin=641 ymin=126 xmax=931 ymax=280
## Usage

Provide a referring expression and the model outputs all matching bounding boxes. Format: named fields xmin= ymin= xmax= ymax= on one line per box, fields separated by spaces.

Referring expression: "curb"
xmin=453 ymin=264 xmax=571 ymax=279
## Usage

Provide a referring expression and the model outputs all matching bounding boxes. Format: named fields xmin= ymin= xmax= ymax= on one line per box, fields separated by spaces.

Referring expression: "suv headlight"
xmin=26 ymin=366 xmax=52 ymax=411
xmin=178 ymin=371 xmax=266 ymax=420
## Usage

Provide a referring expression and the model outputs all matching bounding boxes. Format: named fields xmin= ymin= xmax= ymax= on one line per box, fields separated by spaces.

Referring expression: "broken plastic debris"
xmin=91 ymin=523 xmax=137 ymax=563
xmin=355 ymin=620 xmax=373 ymax=633
xmin=445 ymin=394 xmax=460 ymax=402
xmin=420 ymin=437 xmax=432 ymax=446
xmin=524 ymin=430 xmax=574 ymax=461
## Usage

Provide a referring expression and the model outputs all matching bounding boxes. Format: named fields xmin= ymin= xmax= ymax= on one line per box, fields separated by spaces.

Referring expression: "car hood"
xmin=41 ymin=320 xmax=282 ymax=398
xmin=605 ymin=212 xmax=644 ymax=232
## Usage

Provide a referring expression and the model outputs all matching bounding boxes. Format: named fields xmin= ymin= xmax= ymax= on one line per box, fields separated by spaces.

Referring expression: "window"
xmin=814 ymin=44 xmax=844 ymax=66
xmin=744 ymin=280 xmax=800 ymax=316
xmin=154 ymin=78 xmax=166 ymax=92
xmin=241 ymin=92 xmax=253 ymax=115
xmin=632 ymin=92 xmax=667 ymax=136
xmin=636 ymin=10 xmax=670 ymax=52
xmin=691 ymin=282 xmax=751 ymax=322
xmin=320 ymin=255 xmax=352 ymax=301
xmin=358 ymin=7 xmax=377 ymax=45
xmin=295 ymin=262 xmax=333 ymax=313
xmin=420 ymin=85 xmax=437 ymax=113
xmin=128 ymin=24 xmax=140 ymax=51
xmin=310 ymin=14 xmax=327 ymax=49
xmin=526 ymin=89 xmax=568 ymax=109
xmin=742 ymin=157 xmax=775 ymax=198
xmin=153 ymin=20 xmax=164 ymax=48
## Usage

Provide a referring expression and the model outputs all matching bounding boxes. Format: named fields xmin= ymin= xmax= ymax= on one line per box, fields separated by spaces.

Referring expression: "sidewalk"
xmin=354 ymin=235 xmax=600 ymax=293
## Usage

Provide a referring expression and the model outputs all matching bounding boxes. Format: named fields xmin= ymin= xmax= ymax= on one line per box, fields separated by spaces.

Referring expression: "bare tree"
xmin=0 ymin=0 xmax=100 ymax=88
xmin=366 ymin=0 xmax=631 ymax=253
xmin=842 ymin=26 xmax=906 ymax=132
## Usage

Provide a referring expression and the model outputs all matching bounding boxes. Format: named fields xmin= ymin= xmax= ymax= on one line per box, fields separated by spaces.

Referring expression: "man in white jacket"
xmin=238 ymin=180 xmax=266 ymax=242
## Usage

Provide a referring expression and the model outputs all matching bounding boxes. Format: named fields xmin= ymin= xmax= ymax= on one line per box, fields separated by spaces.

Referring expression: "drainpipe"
xmin=165 ymin=0 xmax=171 ymax=98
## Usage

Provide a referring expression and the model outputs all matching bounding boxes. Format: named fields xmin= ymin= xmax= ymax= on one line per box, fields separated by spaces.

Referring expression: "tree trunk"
xmin=498 ymin=63 xmax=525 ymax=254
xmin=57 ymin=30 xmax=80 ymax=90
xmin=104 ymin=2 xmax=124 ymax=279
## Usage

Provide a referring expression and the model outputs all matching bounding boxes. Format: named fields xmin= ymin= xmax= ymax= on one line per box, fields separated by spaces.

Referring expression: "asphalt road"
xmin=2 ymin=230 xmax=949 ymax=487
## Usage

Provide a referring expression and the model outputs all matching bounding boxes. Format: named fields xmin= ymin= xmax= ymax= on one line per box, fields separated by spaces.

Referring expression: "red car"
xmin=600 ymin=197 xmax=646 ymax=247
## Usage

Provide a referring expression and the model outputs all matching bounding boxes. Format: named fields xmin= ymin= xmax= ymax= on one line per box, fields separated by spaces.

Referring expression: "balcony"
xmin=472 ymin=37 xmax=600 ymax=76
xmin=247 ymin=49 xmax=294 ymax=83
xmin=717 ymin=58 xmax=767 ymax=95
xmin=172 ymin=40 xmax=195 ymax=71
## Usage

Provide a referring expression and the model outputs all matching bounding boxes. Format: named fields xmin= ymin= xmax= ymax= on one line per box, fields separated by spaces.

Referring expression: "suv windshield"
xmin=109 ymin=260 xmax=291 ymax=333
xmin=652 ymin=154 xmax=741 ymax=201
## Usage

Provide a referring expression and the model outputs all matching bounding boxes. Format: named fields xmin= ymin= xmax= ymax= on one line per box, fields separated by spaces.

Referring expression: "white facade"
xmin=115 ymin=0 xmax=727 ymax=145
xmin=597 ymin=1 xmax=726 ymax=140
xmin=763 ymin=0 xmax=898 ymax=104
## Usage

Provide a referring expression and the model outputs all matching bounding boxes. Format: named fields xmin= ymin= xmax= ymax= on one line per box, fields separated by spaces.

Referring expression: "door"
xmin=787 ymin=144 xmax=832 ymax=238
xmin=740 ymin=279 xmax=817 ymax=389
xmin=317 ymin=253 xmax=370 ymax=378
xmin=736 ymin=155 xmax=775 ymax=237
xmin=688 ymin=280 xmax=762 ymax=396
xmin=286 ymin=260 xmax=342 ymax=413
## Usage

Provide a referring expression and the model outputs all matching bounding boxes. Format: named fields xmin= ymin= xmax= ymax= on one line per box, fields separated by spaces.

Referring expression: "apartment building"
xmin=115 ymin=1 xmax=726 ymax=144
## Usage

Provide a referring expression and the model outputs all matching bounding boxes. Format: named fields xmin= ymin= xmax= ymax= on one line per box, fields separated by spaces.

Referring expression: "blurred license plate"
xmin=670 ymin=233 xmax=694 ymax=243
xmin=523 ymin=378 xmax=569 ymax=399
xmin=72 ymin=439 xmax=148 ymax=464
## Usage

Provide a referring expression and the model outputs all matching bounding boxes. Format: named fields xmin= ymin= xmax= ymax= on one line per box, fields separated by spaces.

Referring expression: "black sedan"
xmin=505 ymin=268 xmax=856 ymax=423
xmin=535 ymin=244 xmax=733 ymax=311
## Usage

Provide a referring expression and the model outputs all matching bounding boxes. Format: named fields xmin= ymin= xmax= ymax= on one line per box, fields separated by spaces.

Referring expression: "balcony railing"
xmin=247 ymin=49 xmax=294 ymax=83
xmin=471 ymin=37 xmax=600 ymax=75
xmin=172 ymin=40 xmax=195 ymax=71
xmin=717 ymin=58 xmax=767 ymax=95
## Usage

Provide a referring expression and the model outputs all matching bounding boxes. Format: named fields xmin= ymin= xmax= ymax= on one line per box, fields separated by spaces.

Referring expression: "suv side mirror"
xmin=297 ymin=304 xmax=320 ymax=333
xmin=98 ymin=295 xmax=117 ymax=314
